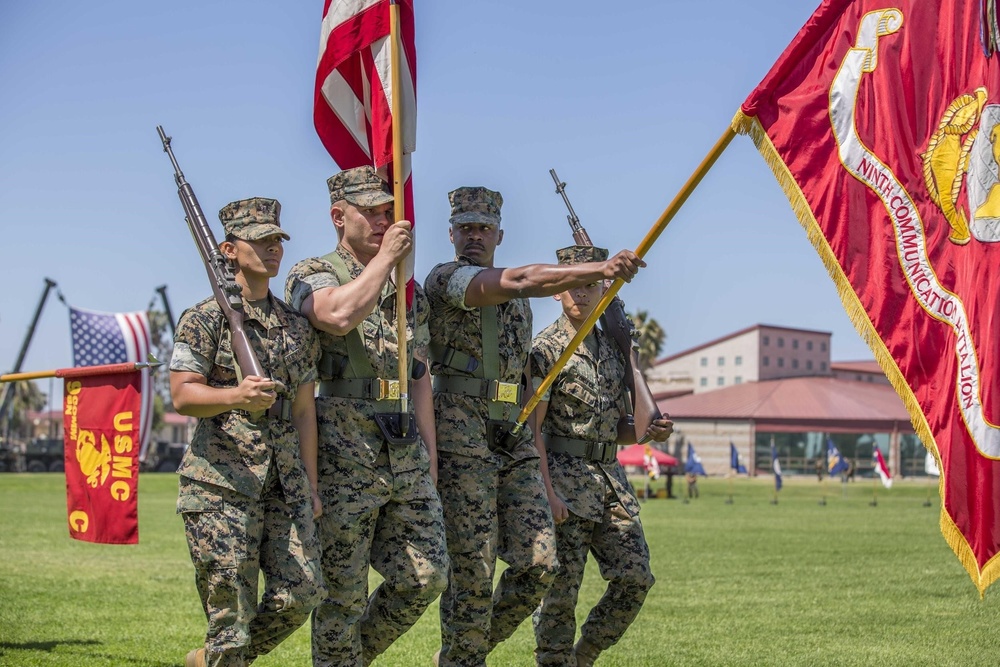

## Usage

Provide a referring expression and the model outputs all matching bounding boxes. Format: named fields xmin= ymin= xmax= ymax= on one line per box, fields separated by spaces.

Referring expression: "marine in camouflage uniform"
xmin=530 ymin=245 xmax=673 ymax=667
xmin=284 ymin=166 xmax=448 ymax=667
xmin=425 ymin=188 xmax=647 ymax=667
xmin=171 ymin=198 xmax=325 ymax=667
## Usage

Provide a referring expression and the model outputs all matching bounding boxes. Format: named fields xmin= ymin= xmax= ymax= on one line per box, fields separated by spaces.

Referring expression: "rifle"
xmin=157 ymin=126 xmax=272 ymax=414
xmin=550 ymin=168 xmax=662 ymax=444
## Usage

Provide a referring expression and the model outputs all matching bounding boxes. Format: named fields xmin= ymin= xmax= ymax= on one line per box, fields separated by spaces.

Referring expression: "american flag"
xmin=69 ymin=307 xmax=153 ymax=461
xmin=314 ymin=0 xmax=416 ymax=303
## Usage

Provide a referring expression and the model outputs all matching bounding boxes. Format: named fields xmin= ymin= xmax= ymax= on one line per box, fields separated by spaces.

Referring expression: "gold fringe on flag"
xmin=732 ymin=109 xmax=1000 ymax=596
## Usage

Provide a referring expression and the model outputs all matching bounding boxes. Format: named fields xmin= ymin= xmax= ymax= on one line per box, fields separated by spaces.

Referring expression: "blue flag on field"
xmin=685 ymin=442 xmax=707 ymax=476
xmin=827 ymin=438 xmax=849 ymax=476
xmin=771 ymin=441 xmax=783 ymax=491
xmin=730 ymin=442 xmax=747 ymax=474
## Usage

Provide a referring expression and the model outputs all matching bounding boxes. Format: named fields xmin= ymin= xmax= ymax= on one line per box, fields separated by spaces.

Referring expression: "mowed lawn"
xmin=0 ymin=473 xmax=996 ymax=666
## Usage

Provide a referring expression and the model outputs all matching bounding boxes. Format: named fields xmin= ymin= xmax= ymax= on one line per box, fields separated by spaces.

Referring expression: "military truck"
xmin=0 ymin=437 xmax=21 ymax=472
xmin=140 ymin=440 xmax=187 ymax=473
xmin=24 ymin=437 xmax=65 ymax=472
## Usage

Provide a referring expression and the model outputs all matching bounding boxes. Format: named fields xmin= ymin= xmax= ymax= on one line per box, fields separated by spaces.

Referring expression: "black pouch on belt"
xmin=486 ymin=419 xmax=518 ymax=455
xmin=374 ymin=413 xmax=418 ymax=446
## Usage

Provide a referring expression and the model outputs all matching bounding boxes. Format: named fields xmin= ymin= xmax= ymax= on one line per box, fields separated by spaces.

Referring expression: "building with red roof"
xmin=648 ymin=325 xmax=922 ymax=478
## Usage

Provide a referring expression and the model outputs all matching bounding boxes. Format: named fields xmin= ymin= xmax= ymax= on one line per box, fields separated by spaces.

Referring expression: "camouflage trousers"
xmin=311 ymin=446 xmax=449 ymax=667
xmin=437 ymin=451 xmax=558 ymax=667
xmin=532 ymin=485 xmax=654 ymax=667
xmin=178 ymin=473 xmax=325 ymax=667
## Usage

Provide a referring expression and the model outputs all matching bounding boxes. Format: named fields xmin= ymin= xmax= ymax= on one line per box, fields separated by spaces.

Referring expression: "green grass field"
xmin=0 ymin=473 xmax=996 ymax=666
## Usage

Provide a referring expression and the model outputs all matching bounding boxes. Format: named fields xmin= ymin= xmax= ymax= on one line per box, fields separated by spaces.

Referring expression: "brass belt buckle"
xmin=492 ymin=381 xmax=520 ymax=404
xmin=376 ymin=379 xmax=400 ymax=401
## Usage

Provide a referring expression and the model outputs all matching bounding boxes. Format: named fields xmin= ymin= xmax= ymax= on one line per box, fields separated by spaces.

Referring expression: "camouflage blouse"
xmin=532 ymin=314 xmax=640 ymax=522
xmin=424 ymin=256 xmax=536 ymax=462
xmin=170 ymin=293 xmax=319 ymax=506
xmin=284 ymin=245 xmax=430 ymax=475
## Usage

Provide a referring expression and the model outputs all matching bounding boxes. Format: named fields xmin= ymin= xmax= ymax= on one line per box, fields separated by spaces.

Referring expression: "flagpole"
xmin=512 ymin=126 xmax=737 ymax=432
xmin=819 ymin=436 xmax=827 ymax=506
xmin=870 ymin=451 xmax=879 ymax=507
xmin=389 ymin=0 xmax=409 ymax=433
xmin=0 ymin=360 xmax=160 ymax=383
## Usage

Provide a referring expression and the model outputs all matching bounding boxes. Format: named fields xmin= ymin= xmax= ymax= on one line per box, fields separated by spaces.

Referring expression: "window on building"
xmin=806 ymin=360 xmax=813 ymax=370
xmin=778 ymin=358 xmax=785 ymax=368
xmin=700 ymin=377 xmax=708 ymax=387
xmin=700 ymin=357 xmax=708 ymax=367
xmin=735 ymin=376 xmax=743 ymax=384
xmin=778 ymin=337 xmax=785 ymax=347
xmin=735 ymin=355 xmax=743 ymax=366
xmin=807 ymin=341 xmax=814 ymax=351
xmin=821 ymin=342 xmax=828 ymax=352
xmin=792 ymin=359 xmax=799 ymax=369
xmin=793 ymin=339 xmax=799 ymax=349
xmin=718 ymin=356 xmax=725 ymax=366
xmin=763 ymin=356 xmax=770 ymax=366
xmin=763 ymin=335 xmax=770 ymax=345
xmin=821 ymin=361 xmax=828 ymax=371
xmin=717 ymin=377 xmax=725 ymax=386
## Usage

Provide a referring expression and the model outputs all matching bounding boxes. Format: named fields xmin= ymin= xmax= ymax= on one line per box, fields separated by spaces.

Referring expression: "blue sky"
xmin=1 ymin=1 xmax=867 ymax=400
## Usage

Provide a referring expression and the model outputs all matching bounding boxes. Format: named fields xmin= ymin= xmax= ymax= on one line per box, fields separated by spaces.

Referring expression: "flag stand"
xmin=819 ymin=476 xmax=827 ymax=506
xmin=869 ymin=473 xmax=879 ymax=507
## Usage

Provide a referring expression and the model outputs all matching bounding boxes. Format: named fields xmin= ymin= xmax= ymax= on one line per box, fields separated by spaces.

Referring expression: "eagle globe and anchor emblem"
xmin=922 ymin=87 xmax=1000 ymax=245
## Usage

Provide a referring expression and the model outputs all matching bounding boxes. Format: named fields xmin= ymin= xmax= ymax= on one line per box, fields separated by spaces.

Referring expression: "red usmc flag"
xmin=736 ymin=0 xmax=1000 ymax=593
xmin=64 ymin=370 xmax=141 ymax=545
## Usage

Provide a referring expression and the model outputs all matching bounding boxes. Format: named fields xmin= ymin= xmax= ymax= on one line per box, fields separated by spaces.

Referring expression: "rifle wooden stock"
xmin=157 ymin=126 xmax=266 ymax=383
xmin=550 ymin=168 xmax=662 ymax=443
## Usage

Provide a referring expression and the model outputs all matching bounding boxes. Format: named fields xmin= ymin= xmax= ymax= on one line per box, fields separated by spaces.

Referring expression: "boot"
xmin=185 ymin=648 xmax=207 ymax=667
xmin=573 ymin=637 xmax=601 ymax=667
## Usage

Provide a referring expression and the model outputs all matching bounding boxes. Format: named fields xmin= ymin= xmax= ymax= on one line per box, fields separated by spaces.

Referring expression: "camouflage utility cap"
xmin=448 ymin=186 xmax=503 ymax=226
xmin=219 ymin=197 xmax=290 ymax=241
xmin=327 ymin=166 xmax=394 ymax=207
xmin=556 ymin=244 xmax=608 ymax=265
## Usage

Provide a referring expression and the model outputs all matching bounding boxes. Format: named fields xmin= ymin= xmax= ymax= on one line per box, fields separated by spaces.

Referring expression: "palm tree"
xmin=628 ymin=309 xmax=666 ymax=373
xmin=1 ymin=381 xmax=48 ymax=440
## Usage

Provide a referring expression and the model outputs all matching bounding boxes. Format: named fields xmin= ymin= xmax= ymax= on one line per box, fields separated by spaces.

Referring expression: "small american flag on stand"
xmin=69 ymin=308 xmax=153 ymax=461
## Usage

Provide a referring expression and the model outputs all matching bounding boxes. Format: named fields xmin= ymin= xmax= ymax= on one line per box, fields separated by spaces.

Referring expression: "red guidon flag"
xmin=314 ymin=0 xmax=416 ymax=303
xmin=735 ymin=0 xmax=1000 ymax=593
xmin=64 ymin=370 xmax=141 ymax=544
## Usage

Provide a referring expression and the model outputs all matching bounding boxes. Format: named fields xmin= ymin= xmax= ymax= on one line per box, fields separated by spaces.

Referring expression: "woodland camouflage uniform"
xmin=530 ymin=245 xmax=655 ymax=667
xmin=173 ymin=197 xmax=324 ymax=667
xmin=425 ymin=186 xmax=558 ymax=667
xmin=284 ymin=166 xmax=448 ymax=667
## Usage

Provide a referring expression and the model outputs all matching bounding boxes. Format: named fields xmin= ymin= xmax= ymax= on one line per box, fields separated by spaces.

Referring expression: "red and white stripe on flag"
xmin=735 ymin=0 xmax=1000 ymax=593
xmin=314 ymin=0 xmax=416 ymax=302
xmin=873 ymin=449 xmax=893 ymax=489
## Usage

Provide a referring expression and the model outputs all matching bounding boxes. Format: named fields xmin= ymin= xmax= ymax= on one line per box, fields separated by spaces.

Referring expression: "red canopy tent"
xmin=616 ymin=444 xmax=677 ymax=467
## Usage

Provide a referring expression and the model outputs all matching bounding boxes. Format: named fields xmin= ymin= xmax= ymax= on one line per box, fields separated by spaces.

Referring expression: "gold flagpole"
xmin=389 ymin=0 xmax=409 ymax=432
xmin=512 ymin=126 xmax=737 ymax=432
xmin=0 ymin=360 xmax=160 ymax=382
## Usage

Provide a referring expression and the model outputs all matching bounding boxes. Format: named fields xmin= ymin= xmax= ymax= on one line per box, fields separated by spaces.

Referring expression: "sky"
xmin=0 ymin=0 xmax=869 ymax=405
